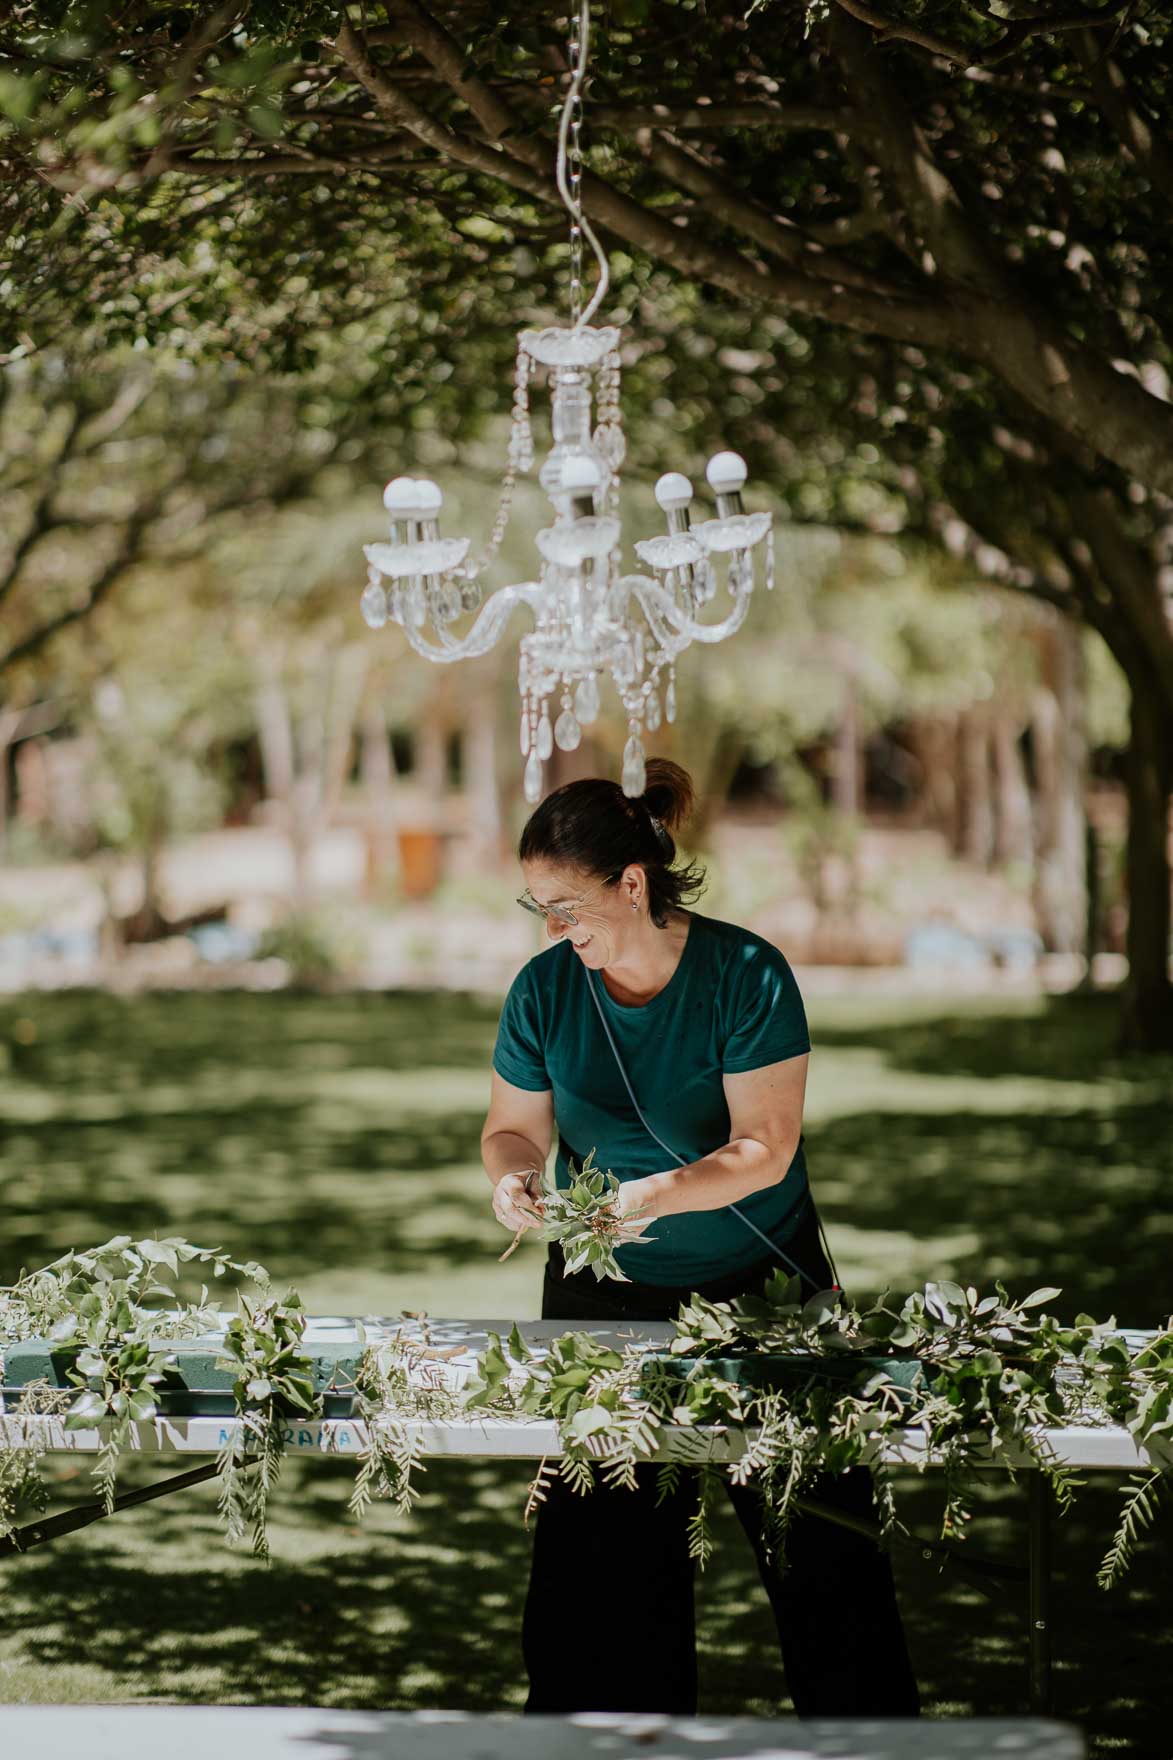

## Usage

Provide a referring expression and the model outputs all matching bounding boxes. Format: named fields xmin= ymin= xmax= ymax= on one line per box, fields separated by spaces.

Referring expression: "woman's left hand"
xmin=615 ymin=1176 xmax=659 ymax=1237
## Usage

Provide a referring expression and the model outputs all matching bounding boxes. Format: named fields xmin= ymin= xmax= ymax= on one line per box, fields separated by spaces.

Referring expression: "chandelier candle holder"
xmin=358 ymin=2 xmax=775 ymax=801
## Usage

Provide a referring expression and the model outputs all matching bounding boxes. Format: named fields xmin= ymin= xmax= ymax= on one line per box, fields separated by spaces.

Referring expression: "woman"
xmin=480 ymin=758 xmax=919 ymax=1718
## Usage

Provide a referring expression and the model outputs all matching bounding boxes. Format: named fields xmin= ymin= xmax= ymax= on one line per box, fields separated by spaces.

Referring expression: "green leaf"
xmin=568 ymin=1403 xmax=614 ymax=1441
xmin=1020 ymin=1288 xmax=1062 ymax=1309
xmin=247 ymin=103 xmax=284 ymax=141
xmin=67 ymin=1391 xmax=106 ymax=1422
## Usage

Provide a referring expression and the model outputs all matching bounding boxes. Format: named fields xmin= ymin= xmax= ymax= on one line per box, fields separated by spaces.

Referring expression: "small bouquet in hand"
xmin=539 ymin=1148 xmax=657 ymax=1282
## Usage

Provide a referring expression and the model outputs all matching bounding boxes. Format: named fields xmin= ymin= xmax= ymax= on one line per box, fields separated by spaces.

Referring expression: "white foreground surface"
xmin=0 ymin=1706 xmax=1086 ymax=1760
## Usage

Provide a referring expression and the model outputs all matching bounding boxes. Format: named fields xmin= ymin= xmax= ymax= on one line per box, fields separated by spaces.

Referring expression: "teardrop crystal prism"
xmin=574 ymin=673 xmax=600 ymax=725
xmin=520 ymin=711 xmax=531 ymax=757
xmin=665 ymin=677 xmax=677 ymax=724
xmin=524 ymin=748 xmax=543 ymax=804
xmin=645 ymin=692 xmax=662 ymax=734
xmin=622 ymin=734 xmax=646 ymax=798
xmin=360 ymin=579 xmax=388 ymax=629
xmin=536 ymin=711 xmax=554 ymax=762
xmin=554 ymin=708 xmax=581 ymax=752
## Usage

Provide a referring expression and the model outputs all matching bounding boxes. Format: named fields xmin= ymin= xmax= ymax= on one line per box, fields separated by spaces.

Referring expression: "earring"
xmin=631 ymin=901 xmax=638 ymax=912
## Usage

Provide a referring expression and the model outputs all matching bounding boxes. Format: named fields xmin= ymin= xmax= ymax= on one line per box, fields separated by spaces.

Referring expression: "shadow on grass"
xmin=812 ymin=988 xmax=1172 ymax=1090
xmin=2 ymin=1457 xmax=1169 ymax=1758
xmin=2 ymin=1106 xmax=497 ymax=1287
xmin=806 ymin=1098 xmax=1172 ymax=1322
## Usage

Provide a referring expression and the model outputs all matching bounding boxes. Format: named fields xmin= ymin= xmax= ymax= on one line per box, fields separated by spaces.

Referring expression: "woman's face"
xmin=520 ymin=859 xmax=641 ymax=968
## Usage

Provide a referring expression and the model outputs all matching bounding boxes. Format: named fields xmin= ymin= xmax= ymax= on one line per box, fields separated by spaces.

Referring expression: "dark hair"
xmin=518 ymin=758 xmax=707 ymax=930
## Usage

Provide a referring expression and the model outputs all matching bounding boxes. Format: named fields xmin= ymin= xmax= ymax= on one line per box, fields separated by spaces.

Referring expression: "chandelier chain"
xmin=556 ymin=0 xmax=608 ymax=329
xmin=567 ymin=19 xmax=584 ymax=326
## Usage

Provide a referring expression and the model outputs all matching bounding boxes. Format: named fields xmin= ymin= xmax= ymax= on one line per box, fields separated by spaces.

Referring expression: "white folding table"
xmin=0 ymin=1318 xmax=1153 ymax=1721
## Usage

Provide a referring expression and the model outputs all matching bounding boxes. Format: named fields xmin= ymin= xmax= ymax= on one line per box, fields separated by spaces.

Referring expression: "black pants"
xmin=522 ymin=1203 xmax=920 ymax=1717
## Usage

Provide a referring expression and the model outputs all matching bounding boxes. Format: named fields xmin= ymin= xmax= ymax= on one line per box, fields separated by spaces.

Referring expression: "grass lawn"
xmin=0 ymin=984 xmax=1170 ymax=1753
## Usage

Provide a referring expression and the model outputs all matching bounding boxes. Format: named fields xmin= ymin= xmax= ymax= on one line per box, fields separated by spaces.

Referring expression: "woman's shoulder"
xmin=510 ymin=939 xmax=577 ymax=997
xmin=689 ymin=911 xmax=799 ymax=980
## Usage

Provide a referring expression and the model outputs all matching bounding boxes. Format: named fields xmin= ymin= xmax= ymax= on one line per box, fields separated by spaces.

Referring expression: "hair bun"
xmin=641 ymin=758 xmax=695 ymax=836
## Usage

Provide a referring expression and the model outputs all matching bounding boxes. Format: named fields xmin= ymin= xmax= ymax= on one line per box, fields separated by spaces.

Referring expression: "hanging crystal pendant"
xmin=536 ymin=708 xmax=554 ymax=761
xmin=524 ymin=748 xmax=543 ymax=803
xmin=520 ymin=708 xmax=531 ymax=756
xmin=622 ymin=733 xmax=646 ymax=797
xmin=360 ymin=576 xmax=388 ymax=629
xmin=665 ymin=672 xmax=677 ymax=724
xmin=574 ymin=673 xmax=600 ymax=725
xmin=645 ymin=690 xmax=662 ymax=733
xmin=554 ymin=707 xmax=582 ymax=750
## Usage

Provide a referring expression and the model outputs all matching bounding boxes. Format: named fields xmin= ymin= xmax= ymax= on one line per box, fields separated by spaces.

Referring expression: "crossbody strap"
xmin=584 ymin=966 xmax=840 ymax=1294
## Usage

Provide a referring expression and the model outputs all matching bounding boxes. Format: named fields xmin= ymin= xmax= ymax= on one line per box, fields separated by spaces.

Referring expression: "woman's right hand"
xmin=492 ymin=1170 xmax=546 ymax=1234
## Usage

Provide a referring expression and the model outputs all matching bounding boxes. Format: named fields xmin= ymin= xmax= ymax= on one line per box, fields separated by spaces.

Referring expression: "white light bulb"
xmin=414 ymin=478 xmax=443 ymax=514
xmin=560 ymin=455 xmax=602 ymax=493
xmin=383 ymin=475 xmax=420 ymax=515
xmin=705 ymin=450 xmax=748 ymax=494
xmin=654 ymin=472 xmax=693 ymax=512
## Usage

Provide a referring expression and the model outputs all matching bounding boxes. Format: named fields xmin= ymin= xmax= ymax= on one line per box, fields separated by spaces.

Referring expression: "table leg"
xmin=1028 ymin=1470 xmax=1053 ymax=1714
xmin=0 ymin=1461 xmax=220 ymax=1556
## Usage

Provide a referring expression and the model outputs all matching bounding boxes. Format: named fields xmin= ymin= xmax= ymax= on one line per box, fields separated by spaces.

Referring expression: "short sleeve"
xmin=492 ymin=964 xmax=552 ymax=1091
xmin=722 ymin=942 xmax=811 ymax=1073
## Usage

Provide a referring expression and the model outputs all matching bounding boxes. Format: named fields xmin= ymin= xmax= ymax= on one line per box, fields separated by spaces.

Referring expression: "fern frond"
xmin=1099 ymin=1470 xmax=1170 ymax=1590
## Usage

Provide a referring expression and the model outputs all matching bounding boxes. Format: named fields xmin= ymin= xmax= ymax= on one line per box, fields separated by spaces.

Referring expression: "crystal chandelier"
xmin=358 ymin=0 xmax=775 ymax=802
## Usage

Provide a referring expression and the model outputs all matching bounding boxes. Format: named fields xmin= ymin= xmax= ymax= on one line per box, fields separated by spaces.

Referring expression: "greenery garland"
xmin=1 ymin=1236 xmax=1171 ymax=1590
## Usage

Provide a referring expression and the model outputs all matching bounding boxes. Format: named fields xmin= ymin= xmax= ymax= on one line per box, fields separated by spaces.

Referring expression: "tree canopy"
xmin=2 ymin=0 xmax=1170 ymax=1039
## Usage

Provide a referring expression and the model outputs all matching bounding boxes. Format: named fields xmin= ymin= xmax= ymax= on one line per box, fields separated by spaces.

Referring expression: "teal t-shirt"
xmin=491 ymin=911 xmax=812 ymax=1286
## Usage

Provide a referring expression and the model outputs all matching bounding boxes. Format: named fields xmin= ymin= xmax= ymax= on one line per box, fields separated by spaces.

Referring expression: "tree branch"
xmin=1071 ymin=29 xmax=1173 ymax=203
xmin=0 ymin=501 xmax=159 ymax=679
xmin=829 ymin=7 xmax=1173 ymax=499
xmin=830 ymin=0 xmax=1130 ymax=67
xmin=141 ymin=3 xmax=250 ymax=179
xmin=592 ymin=102 xmax=848 ymax=132
xmin=357 ymin=3 xmax=957 ymax=346
xmin=645 ymin=130 xmax=917 ymax=302
xmin=0 ymin=403 xmax=86 ymax=608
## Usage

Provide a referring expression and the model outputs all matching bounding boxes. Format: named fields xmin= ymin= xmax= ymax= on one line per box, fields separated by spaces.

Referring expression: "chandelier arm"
xmin=556 ymin=0 xmax=609 ymax=330
xmin=627 ymin=576 xmax=757 ymax=648
xmin=398 ymin=582 xmax=543 ymax=664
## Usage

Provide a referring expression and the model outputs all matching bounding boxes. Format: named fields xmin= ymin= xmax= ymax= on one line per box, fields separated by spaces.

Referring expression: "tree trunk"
xmin=831 ymin=672 xmax=861 ymax=817
xmin=360 ymin=699 xmax=397 ymax=897
xmin=692 ymin=727 xmax=745 ymax=847
xmin=1121 ymin=674 xmax=1173 ymax=1049
xmin=911 ymin=716 xmax=960 ymax=843
xmin=321 ymin=645 xmax=368 ymax=820
xmin=416 ymin=712 xmax=447 ymax=799
xmin=1031 ymin=618 xmax=1087 ymax=955
xmin=253 ymin=650 xmax=295 ymax=803
xmin=957 ymin=709 xmax=994 ymax=867
xmin=464 ymin=687 xmax=503 ymax=857
xmin=991 ymin=716 xmax=1033 ymax=866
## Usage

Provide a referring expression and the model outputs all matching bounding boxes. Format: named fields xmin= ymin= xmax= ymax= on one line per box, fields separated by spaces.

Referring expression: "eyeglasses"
xmin=516 ymin=880 xmax=610 ymax=927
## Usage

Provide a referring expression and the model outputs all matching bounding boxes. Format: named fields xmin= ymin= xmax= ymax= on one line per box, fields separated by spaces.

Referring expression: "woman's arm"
xmin=482 ymin=1070 xmax=556 ymax=1231
xmin=620 ymin=1053 xmax=809 ymax=1225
